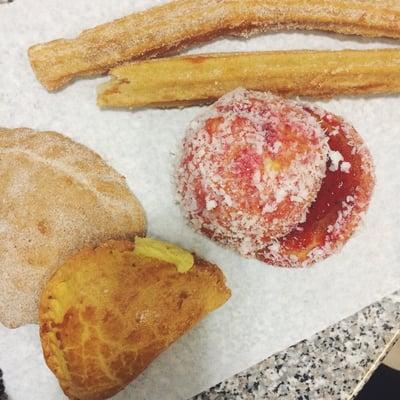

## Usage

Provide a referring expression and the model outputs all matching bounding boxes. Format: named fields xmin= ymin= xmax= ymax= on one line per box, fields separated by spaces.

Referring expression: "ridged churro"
xmin=29 ymin=0 xmax=400 ymax=91
xmin=97 ymin=48 xmax=400 ymax=108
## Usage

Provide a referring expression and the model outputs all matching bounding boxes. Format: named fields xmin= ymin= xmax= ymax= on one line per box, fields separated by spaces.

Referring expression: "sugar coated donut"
xmin=176 ymin=89 xmax=328 ymax=257
xmin=176 ymin=89 xmax=374 ymax=267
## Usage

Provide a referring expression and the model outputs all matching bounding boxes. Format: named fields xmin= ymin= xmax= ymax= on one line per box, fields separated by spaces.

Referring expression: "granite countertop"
xmin=192 ymin=291 xmax=400 ymax=400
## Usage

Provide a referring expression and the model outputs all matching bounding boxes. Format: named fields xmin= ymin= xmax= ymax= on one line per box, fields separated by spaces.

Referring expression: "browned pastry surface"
xmin=98 ymin=48 xmax=400 ymax=108
xmin=0 ymin=128 xmax=146 ymax=328
xmin=29 ymin=0 xmax=400 ymax=91
xmin=40 ymin=240 xmax=231 ymax=400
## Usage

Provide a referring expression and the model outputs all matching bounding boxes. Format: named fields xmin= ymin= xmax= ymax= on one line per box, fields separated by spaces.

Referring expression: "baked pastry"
xmin=28 ymin=0 xmax=400 ymax=91
xmin=40 ymin=238 xmax=230 ymax=400
xmin=176 ymin=89 xmax=374 ymax=267
xmin=176 ymin=89 xmax=328 ymax=256
xmin=98 ymin=48 xmax=400 ymax=108
xmin=0 ymin=128 xmax=146 ymax=328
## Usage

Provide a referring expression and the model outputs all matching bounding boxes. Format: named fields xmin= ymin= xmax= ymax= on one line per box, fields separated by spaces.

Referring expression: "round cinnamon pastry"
xmin=0 ymin=128 xmax=146 ymax=328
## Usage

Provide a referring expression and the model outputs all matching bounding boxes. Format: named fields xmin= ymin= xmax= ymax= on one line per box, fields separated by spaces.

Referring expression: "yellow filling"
xmin=133 ymin=237 xmax=194 ymax=273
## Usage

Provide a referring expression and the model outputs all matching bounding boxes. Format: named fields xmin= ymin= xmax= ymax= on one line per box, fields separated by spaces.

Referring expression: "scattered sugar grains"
xmin=176 ymin=89 xmax=329 ymax=258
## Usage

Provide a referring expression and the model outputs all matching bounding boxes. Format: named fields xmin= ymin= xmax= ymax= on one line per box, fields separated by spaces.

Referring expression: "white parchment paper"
xmin=0 ymin=1 xmax=399 ymax=399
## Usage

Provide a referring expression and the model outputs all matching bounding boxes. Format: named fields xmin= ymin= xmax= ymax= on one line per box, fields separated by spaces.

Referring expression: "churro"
xmin=98 ymin=49 xmax=400 ymax=108
xmin=29 ymin=0 xmax=400 ymax=91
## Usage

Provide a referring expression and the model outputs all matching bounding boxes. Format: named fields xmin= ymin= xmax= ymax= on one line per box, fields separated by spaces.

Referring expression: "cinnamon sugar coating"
xmin=0 ymin=128 xmax=146 ymax=328
xmin=29 ymin=0 xmax=400 ymax=91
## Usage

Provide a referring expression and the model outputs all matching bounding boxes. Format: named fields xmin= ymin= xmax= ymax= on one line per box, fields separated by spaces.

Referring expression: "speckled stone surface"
xmin=192 ymin=291 xmax=400 ymax=400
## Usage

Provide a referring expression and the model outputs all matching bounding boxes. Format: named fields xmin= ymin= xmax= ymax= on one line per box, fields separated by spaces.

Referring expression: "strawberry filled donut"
xmin=176 ymin=89 xmax=375 ymax=267
xmin=176 ymin=89 xmax=328 ymax=257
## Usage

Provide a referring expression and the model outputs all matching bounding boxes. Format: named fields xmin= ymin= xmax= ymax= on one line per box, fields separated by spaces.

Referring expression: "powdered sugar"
xmin=328 ymin=149 xmax=344 ymax=172
xmin=341 ymin=161 xmax=351 ymax=173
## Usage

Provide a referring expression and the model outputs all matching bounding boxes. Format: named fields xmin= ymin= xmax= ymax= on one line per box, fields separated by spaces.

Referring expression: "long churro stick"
xmin=97 ymin=49 xmax=400 ymax=108
xmin=29 ymin=0 xmax=400 ymax=91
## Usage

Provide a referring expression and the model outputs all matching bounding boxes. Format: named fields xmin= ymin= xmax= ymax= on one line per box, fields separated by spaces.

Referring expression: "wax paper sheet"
xmin=0 ymin=1 xmax=399 ymax=399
